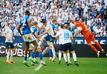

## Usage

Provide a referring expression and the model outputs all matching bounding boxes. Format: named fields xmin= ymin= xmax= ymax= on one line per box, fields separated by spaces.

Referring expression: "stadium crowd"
xmin=0 ymin=0 xmax=107 ymax=37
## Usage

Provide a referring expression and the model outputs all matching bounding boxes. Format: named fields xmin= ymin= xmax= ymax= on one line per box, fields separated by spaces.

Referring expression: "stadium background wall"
xmin=0 ymin=36 xmax=107 ymax=57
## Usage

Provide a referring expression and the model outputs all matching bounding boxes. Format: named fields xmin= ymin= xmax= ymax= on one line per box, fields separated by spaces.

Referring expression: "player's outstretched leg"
xmin=38 ymin=49 xmax=46 ymax=66
xmin=71 ymin=51 xmax=79 ymax=66
xmin=51 ymin=45 xmax=56 ymax=62
xmin=29 ymin=50 xmax=38 ymax=65
xmin=49 ymin=49 xmax=53 ymax=61
xmin=88 ymin=43 xmax=100 ymax=57
xmin=63 ymin=52 xmax=69 ymax=66
xmin=58 ymin=50 xmax=62 ymax=64
xmin=10 ymin=49 xmax=14 ymax=63
xmin=6 ymin=49 xmax=11 ymax=64
xmin=23 ymin=44 xmax=30 ymax=67
xmin=67 ymin=52 xmax=71 ymax=65
xmin=94 ymin=41 xmax=105 ymax=53
xmin=35 ymin=51 xmax=46 ymax=71
xmin=29 ymin=41 xmax=38 ymax=65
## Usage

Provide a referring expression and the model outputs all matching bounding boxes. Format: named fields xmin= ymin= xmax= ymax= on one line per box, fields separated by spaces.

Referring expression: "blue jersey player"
xmin=17 ymin=10 xmax=38 ymax=66
xmin=30 ymin=22 xmax=46 ymax=66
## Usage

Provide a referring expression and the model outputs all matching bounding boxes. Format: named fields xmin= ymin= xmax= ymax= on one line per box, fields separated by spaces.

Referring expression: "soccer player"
xmin=4 ymin=20 xmax=14 ymax=64
xmin=17 ymin=10 xmax=38 ymax=66
xmin=48 ymin=19 xmax=59 ymax=61
xmin=30 ymin=21 xmax=46 ymax=65
xmin=29 ymin=43 xmax=38 ymax=65
xmin=54 ymin=24 xmax=79 ymax=66
xmin=40 ymin=19 xmax=56 ymax=61
xmin=71 ymin=18 xmax=105 ymax=57
xmin=54 ymin=25 xmax=68 ymax=64
xmin=28 ymin=21 xmax=38 ymax=65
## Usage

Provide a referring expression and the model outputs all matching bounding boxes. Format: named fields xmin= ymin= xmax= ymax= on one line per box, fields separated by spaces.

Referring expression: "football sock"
xmin=95 ymin=42 xmax=103 ymax=50
xmin=31 ymin=51 xmax=36 ymax=58
xmin=49 ymin=49 xmax=53 ymax=58
xmin=63 ymin=53 xmax=67 ymax=62
xmin=24 ymin=48 xmax=28 ymax=61
xmin=24 ymin=55 xmax=27 ymax=61
xmin=71 ymin=51 xmax=77 ymax=62
xmin=10 ymin=50 xmax=13 ymax=61
xmin=6 ymin=51 xmax=10 ymax=61
xmin=42 ymin=47 xmax=49 ymax=55
xmin=67 ymin=52 xmax=71 ymax=63
xmin=58 ymin=51 xmax=62 ymax=61
xmin=39 ymin=52 xmax=43 ymax=61
xmin=51 ymin=46 xmax=56 ymax=58
xmin=89 ymin=44 xmax=98 ymax=53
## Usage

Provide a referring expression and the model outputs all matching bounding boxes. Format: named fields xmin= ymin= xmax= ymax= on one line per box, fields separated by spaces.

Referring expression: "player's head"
xmin=80 ymin=18 xmax=84 ymax=22
xmin=75 ymin=17 xmax=84 ymax=22
xmin=58 ymin=24 xmax=64 ymax=30
xmin=33 ymin=22 xmax=38 ymax=28
xmin=41 ymin=19 xmax=47 ymax=26
xmin=25 ymin=10 xmax=30 ymax=16
xmin=75 ymin=17 xmax=80 ymax=21
xmin=52 ymin=19 xmax=58 ymax=25
xmin=60 ymin=24 xmax=64 ymax=29
xmin=64 ymin=23 xmax=69 ymax=29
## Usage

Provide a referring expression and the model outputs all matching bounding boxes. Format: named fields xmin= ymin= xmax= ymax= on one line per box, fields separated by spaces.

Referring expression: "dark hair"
xmin=64 ymin=24 xmax=69 ymax=29
xmin=41 ymin=19 xmax=47 ymax=23
xmin=33 ymin=22 xmax=38 ymax=25
xmin=25 ymin=10 xmax=30 ymax=16
xmin=60 ymin=24 xmax=64 ymax=28
xmin=81 ymin=17 xmax=84 ymax=22
xmin=52 ymin=19 xmax=57 ymax=22
xmin=64 ymin=22 xmax=69 ymax=26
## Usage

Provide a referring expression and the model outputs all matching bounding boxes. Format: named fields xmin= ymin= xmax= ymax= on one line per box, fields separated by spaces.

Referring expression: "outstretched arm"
xmin=16 ymin=24 xmax=22 ymax=36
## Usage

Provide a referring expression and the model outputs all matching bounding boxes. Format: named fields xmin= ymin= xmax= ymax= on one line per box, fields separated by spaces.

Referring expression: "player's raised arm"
xmin=39 ymin=22 xmax=50 ymax=37
xmin=43 ymin=26 xmax=50 ymax=35
xmin=71 ymin=20 xmax=82 ymax=36
xmin=30 ymin=22 xmax=39 ymax=39
xmin=16 ymin=23 xmax=22 ymax=36
xmin=75 ymin=26 xmax=82 ymax=36
xmin=70 ymin=36 xmax=73 ymax=41
xmin=28 ymin=18 xmax=32 ymax=27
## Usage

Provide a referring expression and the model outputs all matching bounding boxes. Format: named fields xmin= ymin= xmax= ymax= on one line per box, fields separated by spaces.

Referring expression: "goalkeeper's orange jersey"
xmin=72 ymin=20 xmax=89 ymax=36
xmin=72 ymin=20 xmax=95 ymax=44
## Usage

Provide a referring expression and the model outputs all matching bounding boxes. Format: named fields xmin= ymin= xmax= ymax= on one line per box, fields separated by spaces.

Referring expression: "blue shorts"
xmin=44 ymin=35 xmax=55 ymax=42
xmin=5 ymin=42 xmax=14 ymax=49
xmin=54 ymin=44 xmax=61 ymax=51
xmin=22 ymin=33 xmax=36 ymax=43
xmin=62 ymin=43 xmax=74 ymax=52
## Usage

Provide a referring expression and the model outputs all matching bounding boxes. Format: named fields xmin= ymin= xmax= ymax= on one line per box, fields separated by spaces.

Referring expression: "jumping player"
xmin=30 ymin=21 xmax=46 ymax=65
xmin=17 ymin=10 xmax=38 ymax=66
xmin=40 ymin=19 xmax=56 ymax=61
xmin=71 ymin=18 xmax=105 ymax=57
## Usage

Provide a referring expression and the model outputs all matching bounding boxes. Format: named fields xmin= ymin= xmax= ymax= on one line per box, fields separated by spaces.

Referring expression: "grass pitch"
xmin=0 ymin=57 xmax=107 ymax=74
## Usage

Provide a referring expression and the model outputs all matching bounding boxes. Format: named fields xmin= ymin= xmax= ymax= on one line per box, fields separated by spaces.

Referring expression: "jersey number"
xmin=64 ymin=32 xmax=69 ymax=39
xmin=22 ymin=19 xmax=27 ymax=28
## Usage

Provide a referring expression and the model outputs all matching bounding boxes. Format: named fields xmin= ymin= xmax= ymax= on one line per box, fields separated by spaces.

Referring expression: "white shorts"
xmin=37 ymin=41 xmax=42 ymax=49
xmin=22 ymin=33 xmax=36 ymax=43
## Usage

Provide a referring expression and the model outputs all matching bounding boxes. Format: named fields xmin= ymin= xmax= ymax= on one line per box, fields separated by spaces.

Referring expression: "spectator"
xmin=0 ymin=0 xmax=107 ymax=37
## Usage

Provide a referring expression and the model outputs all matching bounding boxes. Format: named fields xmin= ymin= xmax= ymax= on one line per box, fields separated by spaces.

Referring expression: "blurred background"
xmin=0 ymin=0 xmax=107 ymax=37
